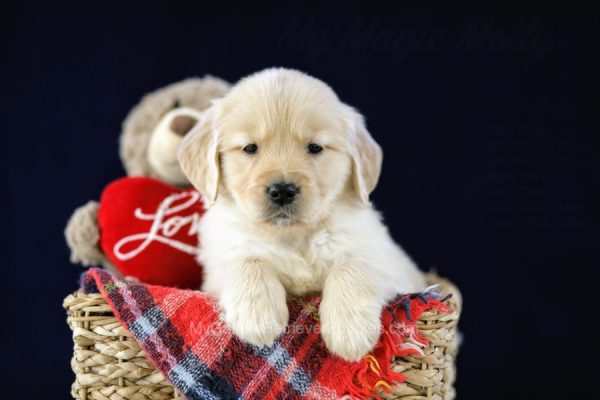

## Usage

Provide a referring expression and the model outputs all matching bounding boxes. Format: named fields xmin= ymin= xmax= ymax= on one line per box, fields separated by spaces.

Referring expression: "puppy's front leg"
xmin=220 ymin=257 xmax=289 ymax=347
xmin=320 ymin=264 xmax=383 ymax=361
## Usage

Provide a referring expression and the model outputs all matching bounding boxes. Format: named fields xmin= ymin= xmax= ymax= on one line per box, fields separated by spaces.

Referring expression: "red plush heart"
xmin=98 ymin=177 xmax=204 ymax=289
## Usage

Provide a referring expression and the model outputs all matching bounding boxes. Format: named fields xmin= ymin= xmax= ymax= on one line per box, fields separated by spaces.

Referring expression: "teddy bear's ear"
xmin=177 ymin=107 xmax=220 ymax=207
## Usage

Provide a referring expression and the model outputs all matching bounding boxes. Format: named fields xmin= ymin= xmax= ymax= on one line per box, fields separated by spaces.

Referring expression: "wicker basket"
xmin=63 ymin=277 xmax=461 ymax=400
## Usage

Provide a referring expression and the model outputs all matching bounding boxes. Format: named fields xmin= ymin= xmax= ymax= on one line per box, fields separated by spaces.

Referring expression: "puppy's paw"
xmin=319 ymin=297 xmax=382 ymax=361
xmin=221 ymin=290 xmax=289 ymax=347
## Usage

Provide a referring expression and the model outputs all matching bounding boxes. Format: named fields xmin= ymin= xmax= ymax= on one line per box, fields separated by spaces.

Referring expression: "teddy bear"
xmin=64 ymin=76 xmax=230 ymax=282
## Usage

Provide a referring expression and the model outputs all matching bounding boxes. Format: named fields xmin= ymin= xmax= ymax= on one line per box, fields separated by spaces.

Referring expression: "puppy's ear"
xmin=177 ymin=107 xmax=220 ymax=207
xmin=349 ymin=110 xmax=383 ymax=205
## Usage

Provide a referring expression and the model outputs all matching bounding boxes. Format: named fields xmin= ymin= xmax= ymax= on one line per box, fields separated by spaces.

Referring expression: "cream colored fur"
xmin=178 ymin=68 xmax=426 ymax=361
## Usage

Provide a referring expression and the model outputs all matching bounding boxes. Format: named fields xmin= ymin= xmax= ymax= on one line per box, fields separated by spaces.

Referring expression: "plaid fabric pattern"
xmin=81 ymin=268 xmax=449 ymax=400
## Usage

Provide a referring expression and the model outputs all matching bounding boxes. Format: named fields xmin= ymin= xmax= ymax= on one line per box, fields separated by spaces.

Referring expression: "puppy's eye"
xmin=243 ymin=144 xmax=258 ymax=154
xmin=307 ymin=143 xmax=323 ymax=154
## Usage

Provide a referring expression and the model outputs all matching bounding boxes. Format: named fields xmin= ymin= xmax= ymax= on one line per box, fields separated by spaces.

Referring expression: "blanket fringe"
xmin=340 ymin=293 xmax=450 ymax=399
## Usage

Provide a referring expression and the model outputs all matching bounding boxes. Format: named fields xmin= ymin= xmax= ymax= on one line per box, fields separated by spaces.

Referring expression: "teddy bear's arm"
xmin=64 ymin=200 xmax=116 ymax=271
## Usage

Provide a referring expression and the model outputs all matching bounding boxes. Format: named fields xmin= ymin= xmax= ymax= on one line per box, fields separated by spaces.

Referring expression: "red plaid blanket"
xmin=81 ymin=268 xmax=450 ymax=399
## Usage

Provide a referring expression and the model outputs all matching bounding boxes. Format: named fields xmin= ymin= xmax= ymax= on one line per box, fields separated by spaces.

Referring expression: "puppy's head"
xmin=178 ymin=68 xmax=382 ymax=226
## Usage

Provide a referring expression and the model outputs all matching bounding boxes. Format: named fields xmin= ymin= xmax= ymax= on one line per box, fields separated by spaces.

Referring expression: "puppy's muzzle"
xmin=266 ymin=181 xmax=299 ymax=206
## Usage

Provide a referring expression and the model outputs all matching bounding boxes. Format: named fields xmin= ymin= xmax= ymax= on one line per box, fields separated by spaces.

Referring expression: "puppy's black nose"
xmin=267 ymin=182 xmax=299 ymax=205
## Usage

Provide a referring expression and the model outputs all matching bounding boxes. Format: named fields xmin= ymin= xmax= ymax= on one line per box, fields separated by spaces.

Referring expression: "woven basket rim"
xmin=64 ymin=273 xmax=461 ymax=400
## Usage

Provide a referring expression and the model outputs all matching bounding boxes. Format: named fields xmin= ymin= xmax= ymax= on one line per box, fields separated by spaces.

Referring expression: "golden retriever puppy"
xmin=178 ymin=68 xmax=426 ymax=361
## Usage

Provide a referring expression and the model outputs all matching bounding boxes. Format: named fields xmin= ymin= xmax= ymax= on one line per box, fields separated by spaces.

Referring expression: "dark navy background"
xmin=1 ymin=1 xmax=598 ymax=399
